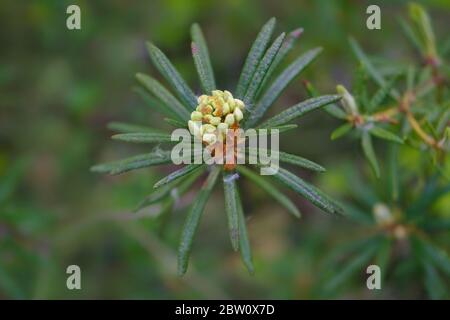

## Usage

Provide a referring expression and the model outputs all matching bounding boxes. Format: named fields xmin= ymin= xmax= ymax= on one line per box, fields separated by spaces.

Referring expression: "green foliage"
xmin=93 ymin=18 xmax=342 ymax=275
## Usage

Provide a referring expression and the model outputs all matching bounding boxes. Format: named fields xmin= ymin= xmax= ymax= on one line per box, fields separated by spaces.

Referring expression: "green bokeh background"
xmin=1 ymin=0 xmax=449 ymax=299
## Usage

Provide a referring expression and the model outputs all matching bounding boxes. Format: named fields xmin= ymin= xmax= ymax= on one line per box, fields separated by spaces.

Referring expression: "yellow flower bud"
xmin=201 ymin=124 xmax=216 ymax=135
xmin=191 ymin=111 xmax=203 ymax=121
xmin=197 ymin=95 xmax=208 ymax=104
xmin=202 ymin=133 xmax=217 ymax=145
xmin=212 ymin=90 xmax=223 ymax=97
xmin=234 ymin=107 xmax=244 ymax=122
xmin=188 ymin=120 xmax=201 ymax=137
xmin=224 ymin=114 xmax=235 ymax=126
xmin=210 ymin=116 xmax=221 ymax=126
xmin=235 ymin=99 xmax=245 ymax=110
xmin=224 ymin=90 xmax=233 ymax=101
xmin=222 ymin=103 xmax=230 ymax=115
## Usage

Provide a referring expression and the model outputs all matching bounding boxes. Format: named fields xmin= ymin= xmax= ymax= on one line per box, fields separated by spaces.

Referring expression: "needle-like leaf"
xmin=146 ymin=42 xmax=198 ymax=109
xmin=270 ymin=166 xmax=343 ymax=215
xmin=235 ymin=17 xmax=276 ymax=98
xmin=191 ymin=23 xmax=216 ymax=93
xmin=259 ymin=28 xmax=303 ymax=92
xmin=331 ymin=123 xmax=353 ymax=140
xmin=91 ymin=150 xmax=172 ymax=175
xmin=244 ymin=32 xmax=286 ymax=107
xmin=136 ymin=73 xmax=191 ymax=120
xmin=108 ymin=122 xmax=164 ymax=134
xmin=112 ymin=132 xmax=173 ymax=144
xmin=369 ymin=126 xmax=404 ymax=144
xmin=361 ymin=130 xmax=380 ymax=178
xmin=164 ymin=118 xmax=187 ymax=128
xmin=178 ymin=166 xmax=221 ymax=275
xmin=258 ymin=95 xmax=341 ymax=128
xmin=237 ymin=165 xmax=300 ymax=218
xmin=154 ymin=164 xmax=205 ymax=189
xmin=236 ymin=188 xmax=254 ymax=274
xmin=223 ymin=171 xmax=241 ymax=251
xmin=246 ymin=148 xmax=325 ymax=172
xmin=246 ymin=48 xmax=322 ymax=127
xmin=133 ymin=86 xmax=178 ymax=119
xmin=349 ymin=37 xmax=400 ymax=100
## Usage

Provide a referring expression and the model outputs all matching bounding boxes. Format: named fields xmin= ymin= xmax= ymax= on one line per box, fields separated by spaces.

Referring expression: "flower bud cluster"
xmin=188 ymin=90 xmax=245 ymax=145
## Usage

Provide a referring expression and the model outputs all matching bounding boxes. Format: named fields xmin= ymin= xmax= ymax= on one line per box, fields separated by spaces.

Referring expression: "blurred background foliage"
xmin=0 ymin=0 xmax=449 ymax=299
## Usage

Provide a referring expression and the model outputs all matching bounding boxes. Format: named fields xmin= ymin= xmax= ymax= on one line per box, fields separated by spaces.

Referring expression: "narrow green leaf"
xmin=258 ymin=95 xmax=341 ymax=128
xmin=154 ymin=164 xmax=205 ymax=189
xmin=416 ymin=237 xmax=450 ymax=276
xmin=223 ymin=171 xmax=241 ymax=251
xmin=135 ymin=167 xmax=204 ymax=212
xmin=164 ymin=118 xmax=187 ymax=128
xmin=349 ymin=37 xmax=400 ymax=100
xmin=331 ymin=123 xmax=353 ymax=140
xmin=237 ymin=165 xmax=300 ymax=218
xmin=90 ymin=150 xmax=172 ymax=175
xmin=246 ymin=148 xmax=325 ymax=172
xmin=112 ymin=132 xmax=173 ymax=144
xmin=108 ymin=122 xmax=163 ymax=134
xmin=246 ymin=48 xmax=322 ymax=127
xmin=136 ymin=73 xmax=191 ymax=120
xmin=270 ymin=166 xmax=343 ymax=215
xmin=388 ymin=144 xmax=399 ymax=201
xmin=178 ymin=166 xmax=221 ymax=275
xmin=423 ymin=260 xmax=448 ymax=299
xmin=399 ymin=17 xmax=423 ymax=56
xmin=303 ymin=80 xmax=347 ymax=120
xmin=244 ymin=32 xmax=286 ymax=106
xmin=408 ymin=3 xmax=437 ymax=58
xmin=236 ymin=17 xmax=276 ymax=98
xmin=245 ymin=124 xmax=298 ymax=136
xmin=369 ymin=126 xmax=404 ymax=144
xmin=133 ymin=86 xmax=178 ymax=119
xmin=368 ymin=74 xmax=399 ymax=112
xmin=146 ymin=42 xmax=197 ymax=109
xmin=361 ymin=131 xmax=380 ymax=178
xmin=323 ymin=237 xmax=380 ymax=294
xmin=191 ymin=23 xmax=216 ymax=93
xmin=259 ymin=28 xmax=303 ymax=90
xmin=236 ymin=189 xmax=254 ymax=274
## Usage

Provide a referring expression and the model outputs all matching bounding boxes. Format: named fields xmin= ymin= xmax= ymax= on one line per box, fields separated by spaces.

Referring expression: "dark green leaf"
xmin=154 ymin=164 xmax=205 ymax=189
xmin=112 ymin=132 xmax=173 ymax=144
xmin=178 ymin=166 xmax=221 ymax=275
xmin=258 ymin=95 xmax=341 ymax=128
xmin=108 ymin=122 xmax=163 ymax=134
xmin=136 ymin=73 xmax=191 ymax=120
xmin=270 ymin=166 xmax=342 ymax=215
xmin=146 ymin=42 xmax=197 ymax=109
xmin=303 ymin=80 xmax=347 ymax=119
xmin=191 ymin=23 xmax=216 ymax=93
xmin=244 ymin=32 xmax=285 ymax=106
xmin=369 ymin=126 xmax=403 ymax=144
xmin=164 ymin=118 xmax=187 ymax=128
xmin=349 ymin=37 xmax=400 ymax=100
xmin=331 ymin=123 xmax=353 ymax=140
xmin=236 ymin=189 xmax=254 ymax=274
xmin=361 ymin=131 xmax=380 ymax=178
xmin=235 ymin=17 xmax=276 ymax=98
xmin=223 ymin=171 xmax=241 ymax=251
xmin=237 ymin=165 xmax=300 ymax=218
xmin=90 ymin=151 xmax=172 ymax=175
xmin=246 ymin=48 xmax=322 ymax=127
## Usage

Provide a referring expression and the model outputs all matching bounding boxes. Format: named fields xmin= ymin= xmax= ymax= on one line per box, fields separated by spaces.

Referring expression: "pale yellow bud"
xmin=228 ymin=99 xmax=236 ymax=112
xmin=197 ymin=95 xmax=208 ymax=104
xmin=203 ymin=114 xmax=213 ymax=123
xmin=201 ymin=124 xmax=216 ymax=135
xmin=234 ymin=107 xmax=244 ymax=122
xmin=222 ymin=103 xmax=230 ymax=115
xmin=188 ymin=120 xmax=201 ymax=137
xmin=224 ymin=90 xmax=233 ymax=101
xmin=210 ymin=116 xmax=221 ymax=126
xmin=202 ymin=133 xmax=217 ymax=145
xmin=212 ymin=90 xmax=223 ymax=97
xmin=224 ymin=114 xmax=235 ymax=126
xmin=191 ymin=111 xmax=203 ymax=121
xmin=235 ymin=99 xmax=245 ymax=110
